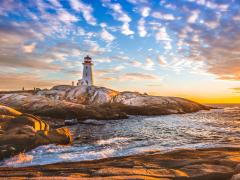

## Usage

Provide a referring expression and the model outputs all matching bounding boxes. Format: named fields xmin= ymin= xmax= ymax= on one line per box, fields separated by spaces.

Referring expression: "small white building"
xmin=77 ymin=55 xmax=94 ymax=86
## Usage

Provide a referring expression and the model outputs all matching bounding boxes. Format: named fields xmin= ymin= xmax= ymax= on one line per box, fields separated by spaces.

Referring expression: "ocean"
xmin=1 ymin=104 xmax=240 ymax=167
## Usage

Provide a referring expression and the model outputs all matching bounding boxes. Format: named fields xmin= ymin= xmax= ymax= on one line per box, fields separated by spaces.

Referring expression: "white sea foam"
xmin=59 ymin=148 xmax=116 ymax=161
xmin=95 ymin=137 xmax=131 ymax=145
xmin=3 ymin=153 xmax=33 ymax=166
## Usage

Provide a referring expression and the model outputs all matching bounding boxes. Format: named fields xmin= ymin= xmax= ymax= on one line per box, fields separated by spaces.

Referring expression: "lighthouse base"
xmin=77 ymin=79 xmax=91 ymax=86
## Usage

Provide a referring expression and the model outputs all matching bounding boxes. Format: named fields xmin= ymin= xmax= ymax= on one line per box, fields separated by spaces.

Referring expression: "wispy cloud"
xmin=102 ymin=0 xmax=134 ymax=35
xmin=187 ymin=10 xmax=200 ymax=24
xmin=121 ymin=72 xmax=160 ymax=81
xmin=22 ymin=42 xmax=36 ymax=53
xmin=69 ymin=0 xmax=96 ymax=25
xmin=157 ymin=55 xmax=167 ymax=66
xmin=126 ymin=0 xmax=148 ymax=4
xmin=100 ymin=28 xmax=115 ymax=42
xmin=140 ymin=6 xmax=150 ymax=17
xmin=138 ymin=18 xmax=147 ymax=37
xmin=230 ymin=87 xmax=240 ymax=93
xmin=144 ymin=58 xmax=155 ymax=70
xmin=0 ymin=72 xmax=68 ymax=90
xmin=152 ymin=12 xmax=176 ymax=21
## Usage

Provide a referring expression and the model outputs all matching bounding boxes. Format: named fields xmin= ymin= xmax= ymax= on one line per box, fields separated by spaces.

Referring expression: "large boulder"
xmin=0 ymin=107 xmax=72 ymax=160
xmin=3 ymin=114 xmax=49 ymax=131
xmin=0 ymin=104 xmax=22 ymax=116
xmin=37 ymin=85 xmax=119 ymax=105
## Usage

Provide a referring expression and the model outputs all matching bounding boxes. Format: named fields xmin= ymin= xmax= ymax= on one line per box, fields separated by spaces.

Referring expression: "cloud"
xmin=144 ymin=58 xmax=154 ymax=70
xmin=95 ymin=69 xmax=112 ymax=76
xmin=230 ymin=87 xmax=240 ymax=93
xmin=233 ymin=15 xmax=240 ymax=21
xmin=187 ymin=0 xmax=229 ymax=11
xmin=0 ymin=23 xmax=43 ymax=46
xmin=204 ymin=20 xmax=219 ymax=29
xmin=0 ymin=23 xmax=62 ymax=70
xmin=155 ymin=27 xmax=171 ymax=41
xmin=152 ymin=12 xmax=175 ymax=21
xmin=100 ymin=77 xmax=117 ymax=81
xmin=121 ymin=23 xmax=134 ymax=36
xmin=137 ymin=6 xmax=150 ymax=37
xmin=35 ymin=0 xmax=78 ymax=25
xmin=95 ymin=64 xmax=124 ymax=76
xmin=57 ymin=9 xmax=79 ymax=24
xmin=83 ymin=40 xmax=106 ymax=55
xmin=130 ymin=60 xmax=142 ymax=67
xmin=100 ymin=28 xmax=115 ymax=42
xmin=126 ymin=0 xmax=148 ymax=4
xmin=95 ymin=57 xmax=112 ymax=63
xmin=157 ymin=55 xmax=167 ymax=66
xmin=113 ymin=65 xmax=125 ymax=71
xmin=187 ymin=10 xmax=200 ymax=24
xmin=140 ymin=6 xmax=150 ymax=17
xmin=137 ymin=18 xmax=147 ymax=37
xmin=48 ymin=0 xmax=62 ymax=8
xmin=164 ymin=3 xmax=177 ymax=10
xmin=69 ymin=0 xmax=96 ymax=25
xmin=102 ymin=1 xmax=134 ymax=35
xmin=186 ymin=25 xmax=240 ymax=81
xmin=0 ymin=53 xmax=61 ymax=70
xmin=0 ymin=72 xmax=68 ymax=90
xmin=121 ymin=73 xmax=159 ymax=81
xmin=22 ymin=43 xmax=36 ymax=53
xmin=109 ymin=55 xmax=130 ymax=61
xmin=0 ymin=0 xmax=23 ymax=16
xmin=205 ymin=2 xmax=229 ymax=11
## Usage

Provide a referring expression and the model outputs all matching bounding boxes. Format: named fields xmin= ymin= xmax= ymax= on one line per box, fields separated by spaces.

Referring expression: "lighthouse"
xmin=77 ymin=55 xmax=94 ymax=86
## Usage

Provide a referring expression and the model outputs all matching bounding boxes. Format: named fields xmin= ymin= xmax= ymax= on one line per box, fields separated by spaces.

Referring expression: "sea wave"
xmin=3 ymin=153 xmax=33 ymax=166
xmin=95 ymin=137 xmax=132 ymax=145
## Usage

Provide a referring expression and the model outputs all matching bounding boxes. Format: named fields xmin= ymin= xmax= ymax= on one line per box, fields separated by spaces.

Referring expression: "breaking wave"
xmin=95 ymin=137 xmax=132 ymax=145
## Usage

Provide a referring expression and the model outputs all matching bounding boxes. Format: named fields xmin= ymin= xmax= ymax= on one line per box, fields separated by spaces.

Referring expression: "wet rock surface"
xmin=0 ymin=147 xmax=239 ymax=179
xmin=0 ymin=105 xmax=72 ymax=161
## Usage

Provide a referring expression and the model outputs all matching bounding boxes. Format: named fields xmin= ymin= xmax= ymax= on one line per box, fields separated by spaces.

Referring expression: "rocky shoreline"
xmin=0 ymin=85 xmax=216 ymax=179
xmin=0 ymin=105 xmax=72 ymax=161
xmin=0 ymin=147 xmax=239 ymax=179
xmin=0 ymin=85 xmax=209 ymax=123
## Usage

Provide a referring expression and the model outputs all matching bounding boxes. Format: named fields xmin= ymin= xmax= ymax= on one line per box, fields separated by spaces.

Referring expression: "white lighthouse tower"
xmin=77 ymin=55 xmax=93 ymax=86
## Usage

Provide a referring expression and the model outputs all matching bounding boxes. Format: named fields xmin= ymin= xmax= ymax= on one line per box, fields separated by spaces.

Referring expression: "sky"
xmin=0 ymin=0 xmax=239 ymax=104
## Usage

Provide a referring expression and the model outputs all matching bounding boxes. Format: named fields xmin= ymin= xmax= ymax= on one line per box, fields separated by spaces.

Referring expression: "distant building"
xmin=77 ymin=55 xmax=94 ymax=86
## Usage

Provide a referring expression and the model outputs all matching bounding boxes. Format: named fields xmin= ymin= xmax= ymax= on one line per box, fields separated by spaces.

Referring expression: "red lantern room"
xmin=83 ymin=55 xmax=93 ymax=65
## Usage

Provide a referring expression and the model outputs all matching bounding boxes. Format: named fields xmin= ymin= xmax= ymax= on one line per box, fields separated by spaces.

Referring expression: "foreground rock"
xmin=0 ymin=85 xmax=209 ymax=121
xmin=0 ymin=147 xmax=239 ymax=179
xmin=0 ymin=105 xmax=72 ymax=160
